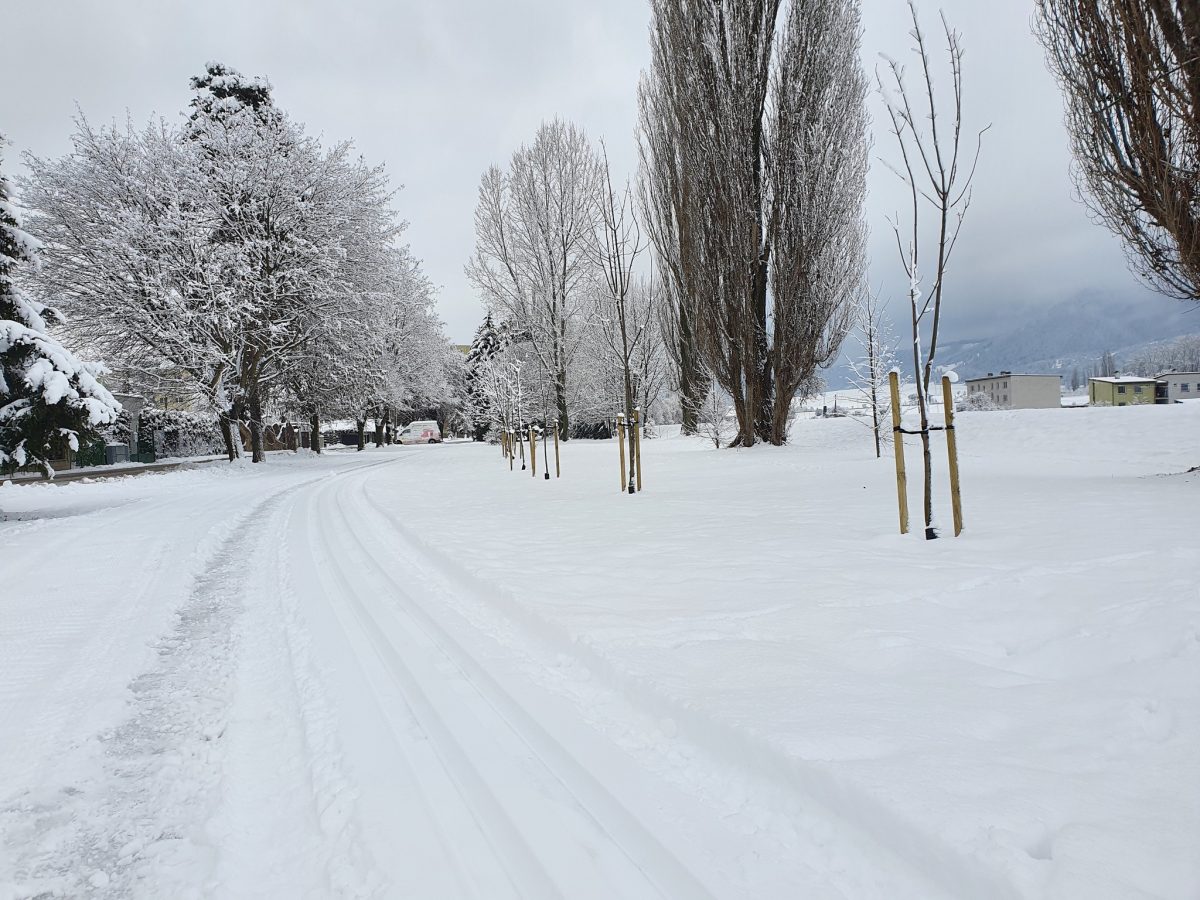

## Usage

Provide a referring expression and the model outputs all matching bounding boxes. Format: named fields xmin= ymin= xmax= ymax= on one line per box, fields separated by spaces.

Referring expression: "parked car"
xmin=398 ymin=420 xmax=442 ymax=444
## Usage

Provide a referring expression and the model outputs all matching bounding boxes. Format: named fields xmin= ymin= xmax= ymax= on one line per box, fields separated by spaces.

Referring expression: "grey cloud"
xmin=1 ymin=0 xmax=1158 ymax=346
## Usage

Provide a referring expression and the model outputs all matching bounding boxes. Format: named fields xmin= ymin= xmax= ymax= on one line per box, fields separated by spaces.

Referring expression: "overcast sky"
xmin=2 ymin=0 xmax=1168 ymax=344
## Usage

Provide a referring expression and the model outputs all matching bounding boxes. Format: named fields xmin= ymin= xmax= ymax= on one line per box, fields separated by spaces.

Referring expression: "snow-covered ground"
xmin=1 ymin=404 xmax=1197 ymax=899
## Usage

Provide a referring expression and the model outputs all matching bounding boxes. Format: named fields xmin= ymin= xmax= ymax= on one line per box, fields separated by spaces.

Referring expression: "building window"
xmin=1134 ymin=386 xmax=1142 ymax=394
xmin=1002 ymin=394 xmax=1008 ymax=402
xmin=1118 ymin=385 xmax=1126 ymax=394
xmin=1183 ymin=384 xmax=1191 ymax=393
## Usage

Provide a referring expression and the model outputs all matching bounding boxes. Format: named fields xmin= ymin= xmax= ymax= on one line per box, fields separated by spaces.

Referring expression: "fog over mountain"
xmin=827 ymin=290 xmax=1200 ymax=389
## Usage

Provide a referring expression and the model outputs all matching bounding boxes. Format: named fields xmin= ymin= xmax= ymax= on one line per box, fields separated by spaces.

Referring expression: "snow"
xmin=1 ymin=404 xmax=1198 ymax=899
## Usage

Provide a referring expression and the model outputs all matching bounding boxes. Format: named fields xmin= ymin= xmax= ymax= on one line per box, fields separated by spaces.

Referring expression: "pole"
xmin=634 ymin=409 xmax=643 ymax=492
xmin=942 ymin=376 xmax=963 ymax=537
xmin=889 ymin=371 xmax=909 ymax=535
xmin=542 ymin=425 xmax=549 ymax=480
xmin=530 ymin=425 xmax=537 ymax=477
xmin=617 ymin=415 xmax=627 ymax=492
xmin=553 ymin=422 xmax=560 ymax=478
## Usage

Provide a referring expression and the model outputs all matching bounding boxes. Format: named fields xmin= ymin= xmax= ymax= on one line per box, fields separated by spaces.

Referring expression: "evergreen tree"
xmin=186 ymin=62 xmax=276 ymax=131
xmin=464 ymin=313 xmax=501 ymax=441
xmin=0 ymin=137 xmax=119 ymax=476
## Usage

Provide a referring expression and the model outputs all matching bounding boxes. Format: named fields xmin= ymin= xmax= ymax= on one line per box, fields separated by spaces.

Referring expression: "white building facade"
xmin=965 ymin=373 xmax=1062 ymax=409
xmin=1155 ymin=372 xmax=1200 ymax=402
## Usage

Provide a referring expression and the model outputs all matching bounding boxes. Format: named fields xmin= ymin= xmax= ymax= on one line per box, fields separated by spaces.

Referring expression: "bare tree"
xmin=637 ymin=54 xmax=709 ymax=436
xmin=766 ymin=0 xmax=869 ymax=444
xmin=638 ymin=0 xmax=868 ymax=447
xmin=466 ymin=120 xmax=602 ymax=439
xmin=593 ymin=146 xmax=652 ymax=492
xmin=630 ymin=277 xmax=669 ymax=431
xmin=1035 ymin=0 xmax=1200 ymax=302
xmin=848 ymin=291 xmax=896 ymax=459
xmin=878 ymin=1 xmax=985 ymax=538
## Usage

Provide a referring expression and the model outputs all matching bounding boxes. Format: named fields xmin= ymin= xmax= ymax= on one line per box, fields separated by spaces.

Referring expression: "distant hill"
xmin=825 ymin=292 xmax=1200 ymax=388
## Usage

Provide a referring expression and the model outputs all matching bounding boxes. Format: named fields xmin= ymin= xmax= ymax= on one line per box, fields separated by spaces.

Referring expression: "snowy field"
xmin=1 ymin=404 xmax=1197 ymax=899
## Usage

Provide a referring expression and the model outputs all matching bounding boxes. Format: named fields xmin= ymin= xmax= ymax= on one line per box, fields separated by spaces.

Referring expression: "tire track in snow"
xmin=0 ymin=457 xmax=395 ymax=899
xmin=304 ymin=466 xmax=716 ymax=900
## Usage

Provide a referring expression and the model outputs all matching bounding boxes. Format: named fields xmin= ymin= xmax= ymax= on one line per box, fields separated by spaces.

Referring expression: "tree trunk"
xmin=680 ymin=390 xmax=700 ymax=435
xmin=248 ymin=386 xmax=265 ymax=464
xmin=678 ymin=307 xmax=704 ymax=436
xmin=555 ymin=372 xmax=570 ymax=441
xmin=871 ymin=385 xmax=881 ymax=459
xmin=356 ymin=418 xmax=366 ymax=452
xmin=218 ymin=410 xmax=238 ymax=462
xmin=769 ymin=386 xmax=790 ymax=446
xmin=921 ymin=426 xmax=934 ymax=538
xmin=310 ymin=412 xmax=321 ymax=454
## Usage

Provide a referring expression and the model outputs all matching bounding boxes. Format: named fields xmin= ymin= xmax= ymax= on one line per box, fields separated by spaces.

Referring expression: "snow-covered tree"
xmin=848 ymin=293 xmax=896 ymax=458
xmin=0 ymin=137 xmax=119 ymax=477
xmin=1126 ymin=334 xmax=1200 ymax=377
xmin=26 ymin=63 xmax=439 ymax=464
xmin=466 ymin=119 xmax=603 ymax=438
xmin=464 ymin=313 xmax=502 ymax=440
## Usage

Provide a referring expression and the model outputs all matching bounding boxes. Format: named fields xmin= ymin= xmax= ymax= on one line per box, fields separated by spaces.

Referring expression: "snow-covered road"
xmin=0 ymin=450 xmax=949 ymax=899
xmin=2 ymin=405 xmax=1199 ymax=899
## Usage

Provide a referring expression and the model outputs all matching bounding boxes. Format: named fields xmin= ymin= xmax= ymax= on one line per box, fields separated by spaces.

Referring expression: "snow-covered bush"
xmin=137 ymin=407 xmax=224 ymax=458
xmin=960 ymin=391 xmax=999 ymax=412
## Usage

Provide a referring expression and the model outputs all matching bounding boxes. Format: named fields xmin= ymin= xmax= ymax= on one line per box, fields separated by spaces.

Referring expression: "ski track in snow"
xmin=277 ymin=457 xmax=976 ymax=900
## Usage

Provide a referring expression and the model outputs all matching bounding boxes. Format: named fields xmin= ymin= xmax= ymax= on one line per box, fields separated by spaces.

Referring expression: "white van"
xmin=398 ymin=420 xmax=442 ymax=444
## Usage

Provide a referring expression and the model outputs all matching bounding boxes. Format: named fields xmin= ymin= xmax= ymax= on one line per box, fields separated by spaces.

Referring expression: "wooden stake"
xmin=942 ymin=375 xmax=964 ymax=537
xmin=634 ymin=409 xmax=643 ymax=492
xmin=617 ymin=416 xmax=626 ymax=492
xmin=553 ymin=423 xmax=560 ymax=478
xmin=889 ymin=371 xmax=909 ymax=535
xmin=530 ymin=425 xmax=537 ymax=477
xmin=508 ymin=431 xmax=514 ymax=470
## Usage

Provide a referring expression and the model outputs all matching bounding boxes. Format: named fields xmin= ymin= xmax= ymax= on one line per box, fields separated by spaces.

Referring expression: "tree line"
xmin=3 ymin=63 xmax=454 ymax=472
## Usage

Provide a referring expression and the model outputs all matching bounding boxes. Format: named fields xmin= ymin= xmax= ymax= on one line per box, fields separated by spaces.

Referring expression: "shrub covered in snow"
xmin=960 ymin=391 xmax=999 ymax=412
xmin=136 ymin=407 xmax=224 ymax=458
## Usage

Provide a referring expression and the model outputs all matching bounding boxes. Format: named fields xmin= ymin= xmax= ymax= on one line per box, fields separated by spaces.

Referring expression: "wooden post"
xmin=530 ymin=425 xmax=537 ymax=477
xmin=617 ymin=416 xmax=627 ymax=492
xmin=942 ymin=375 xmax=964 ymax=537
xmin=634 ymin=409 xmax=643 ymax=492
xmin=553 ymin=423 xmax=560 ymax=478
xmin=889 ymin=371 xmax=909 ymax=535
